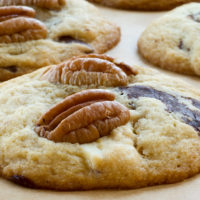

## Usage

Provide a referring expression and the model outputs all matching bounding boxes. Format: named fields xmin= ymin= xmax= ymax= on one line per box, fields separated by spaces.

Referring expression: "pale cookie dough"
xmin=88 ymin=0 xmax=200 ymax=10
xmin=138 ymin=3 xmax=200 ymax=76
xmin=0 ymin=54 xmax=200 ymax=190
xmin=0 ymin=0 xmax=120 ymax=81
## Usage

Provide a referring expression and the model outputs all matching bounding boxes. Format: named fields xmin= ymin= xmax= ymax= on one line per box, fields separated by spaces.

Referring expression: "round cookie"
xmin=138 ymin=3 xmax=200 ymax=76
xmin=0 ymin=54 xmax=200 ymax=190
xmin=87 ymin=0 xmax=200 ymax=10
xmin=0 ymin=0 xmax=120 ymax=81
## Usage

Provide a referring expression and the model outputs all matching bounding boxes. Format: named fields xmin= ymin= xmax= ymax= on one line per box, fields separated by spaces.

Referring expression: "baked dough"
xmin=138 ymin=3 xmax=200 ymax=76
xmin=0 ymin=54 xmax=200 ymax=190
xmin=0 ymin=0 xmax=120 ymax=81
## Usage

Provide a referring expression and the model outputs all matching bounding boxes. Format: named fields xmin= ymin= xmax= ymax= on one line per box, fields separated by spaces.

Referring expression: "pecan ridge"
xmin=1 ymin=0 xmax=66 ymax=10
xmin=0 ymin=6 xmax=35 ymax=22
xmin=0 ymin=6 xmax=47 ymax=43
xmin=41 ymin=54 xmax=138 ymax=87
xmin=35 ymin=89 xmax=130 ymax=144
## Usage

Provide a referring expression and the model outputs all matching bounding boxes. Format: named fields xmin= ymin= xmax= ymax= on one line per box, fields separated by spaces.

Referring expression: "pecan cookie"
xmin=88 ymin=0 xmax=200 ymax=10
xmin=0 ymin=54 xmax=200 ymax=190
xmin=138 ymin=3 xmax=200 ymax=76
xmin=0 ymin=0 xmax=120 ymax=81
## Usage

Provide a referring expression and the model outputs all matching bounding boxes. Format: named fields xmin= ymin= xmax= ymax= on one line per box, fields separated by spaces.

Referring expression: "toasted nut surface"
xmin=0 ymin=6 xmax=35 ymax=22
xmin=0 ymin=16 xmax=47 ymax=43
xmin=37 ymin=89 xmax=115 ymax=126
xmin=35 ymin=89 xmax=130 ymax=144
xmin=77 ymin=54 xmax=138 ymax=75
xmin=41 ymin=54 xmax=138 ymax=87
xmin=0 ymin=0 xmax=66 ymax=10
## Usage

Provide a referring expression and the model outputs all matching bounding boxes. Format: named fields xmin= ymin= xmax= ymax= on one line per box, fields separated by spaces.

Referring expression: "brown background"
xmin=1 ymin=4 xmax=200 ymax=199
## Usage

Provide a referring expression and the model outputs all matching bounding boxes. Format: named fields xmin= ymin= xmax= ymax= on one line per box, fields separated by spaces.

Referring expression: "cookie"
xmin=0 ymin=54 xmax=200 ymax=190
xmin=138 ymin=3 xmax=200 ymax=76
xmin=0 ymin=0 xmax=120 ymax=81
xmin=87 ymin=0 xmax=200 ymax=10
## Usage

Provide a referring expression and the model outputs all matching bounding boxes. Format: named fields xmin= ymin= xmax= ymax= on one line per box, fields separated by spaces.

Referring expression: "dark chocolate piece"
xmin=58 ymin=36 xmax=87 ymax=45
xmin=2 ymin=66 xmax=18 ymax=73
xmin=188 ymin=14 xmax=195 ymax=20
xmin=119 ymin=85 xmax=200 ymax=132
xmin=10 ymin=175 xmax=36 ymax=188
xmin=58 ymin=36 xmax=94 ymax=54
xmin=178 ymin=39 xmax=190 ymax=52
xmin=183 ymin=96 xmax=200 ymax=110
xmin=188 ymin=13 xmax=200 ymax=23
xmin=178 ymin=40 xmax=183 ymax=49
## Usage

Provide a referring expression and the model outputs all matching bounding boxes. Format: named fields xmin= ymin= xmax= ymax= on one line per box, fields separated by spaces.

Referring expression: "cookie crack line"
xmin=41 ymin=54 xmax=138 ymax=87
xmin=35 ymin=89 xmax=130 ymax=144
xmin=0 ymin=0 xmax=66 ymax=10
xmin=119 ymin=85 xmax=200 ymax=132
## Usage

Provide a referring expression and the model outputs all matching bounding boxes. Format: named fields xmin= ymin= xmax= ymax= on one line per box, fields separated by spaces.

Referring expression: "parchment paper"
xmin=1 ymin=5 xmax=200 ymax=200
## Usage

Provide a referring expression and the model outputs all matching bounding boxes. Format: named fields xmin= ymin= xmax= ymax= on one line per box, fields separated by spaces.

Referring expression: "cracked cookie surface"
xmin=88 ymin=0 xmax=200 ymax=10
xmin=0 ymin=55 xmax=200 ymax=190
xmin=0 ymin=0 xmax=120 ymax=81
xmin=138 ymin=3 xmax=200 ymax=76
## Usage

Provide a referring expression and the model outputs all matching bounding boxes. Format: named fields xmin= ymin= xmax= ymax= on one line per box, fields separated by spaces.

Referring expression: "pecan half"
xmin=41 ymin=54 xmax=138 ymax=87
xmin=0 ymin=6 xmax=47 ymax=43
xmin=35 ymin=89 xmax=130 ymax=144
xmin=1 ymin=0 xmax=66 ymax=10
xmin=0 ymin=6 xmax=35 ymax=22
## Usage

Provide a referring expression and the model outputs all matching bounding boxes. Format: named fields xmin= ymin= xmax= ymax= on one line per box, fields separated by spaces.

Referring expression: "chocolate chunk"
xmin=2 ymin=66 xmax=18 ymax=73
xmin=188 ymin=13 xmax=200 ymax=23
xmin=58 ymin=36 xmax=88 ymax=45
xmin=58 ymin=36 xmax=94 ymax=54
xmin=119 ymin=85 xmax=200 ymax=132
xmin=128 ymin=101 xmax=136 ymax=109
xmin=184 ymin=96 xmax=200 ymax=110
xmin=188 ymin=14 xmax=195 ymax=20
xmin=58 ymin=36 xmax=82 ymax=43
xmin=178 ymin=40 xmax=183 ymax=49
xmin=10 ymin=175 xmax=36 ymax=188
xmin=178 ymin=40 xmax=190 ymax=52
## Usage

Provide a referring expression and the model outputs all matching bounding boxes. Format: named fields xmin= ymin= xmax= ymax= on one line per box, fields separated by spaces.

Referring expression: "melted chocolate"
xmin=58 ymin=36 xmax=94 ymax=54
xmin=178 ymin=40 xmax=183 ymax=49
xmin=188 ymin=13 xmax=200 ymax=23
xmin=58 ymin=36 xmax=87 ymax=45
xmin=119 ymin=85 xmax=200 ymax=132
xmin=178 ymin=39 xmax=190 ymax=52
xmin=2 ymin=66 xmax=18 ymax=73
xmin=10 ymin=175 xmax=36 ymax=188
xmin=184 ymin=96 xmax=200 ymax=110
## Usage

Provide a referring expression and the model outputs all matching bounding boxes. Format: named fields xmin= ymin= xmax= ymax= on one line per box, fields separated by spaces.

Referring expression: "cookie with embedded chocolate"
xmin=88 ymin=0 xmax=200 ymax=10
xmin=0 ymin=0 xmax=120 ymax=81
xmin=138 ymin=3 xmax=200 ymax=76
xmin=1 ymin=54 xmax=200 ymax=190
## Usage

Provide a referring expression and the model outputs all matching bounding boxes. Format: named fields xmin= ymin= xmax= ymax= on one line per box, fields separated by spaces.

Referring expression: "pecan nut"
xmin=41 ymin=54 xmax=138 ymax=87
xmin=1 ymin=0 xmax=66 ymax=10
xmin=35 ymin=89 xmax=130 ymax=144
xmin=0 ymin=6 xmax=35 ymax=22
xmin=0 ymin=6 xmax=47 ymax=43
